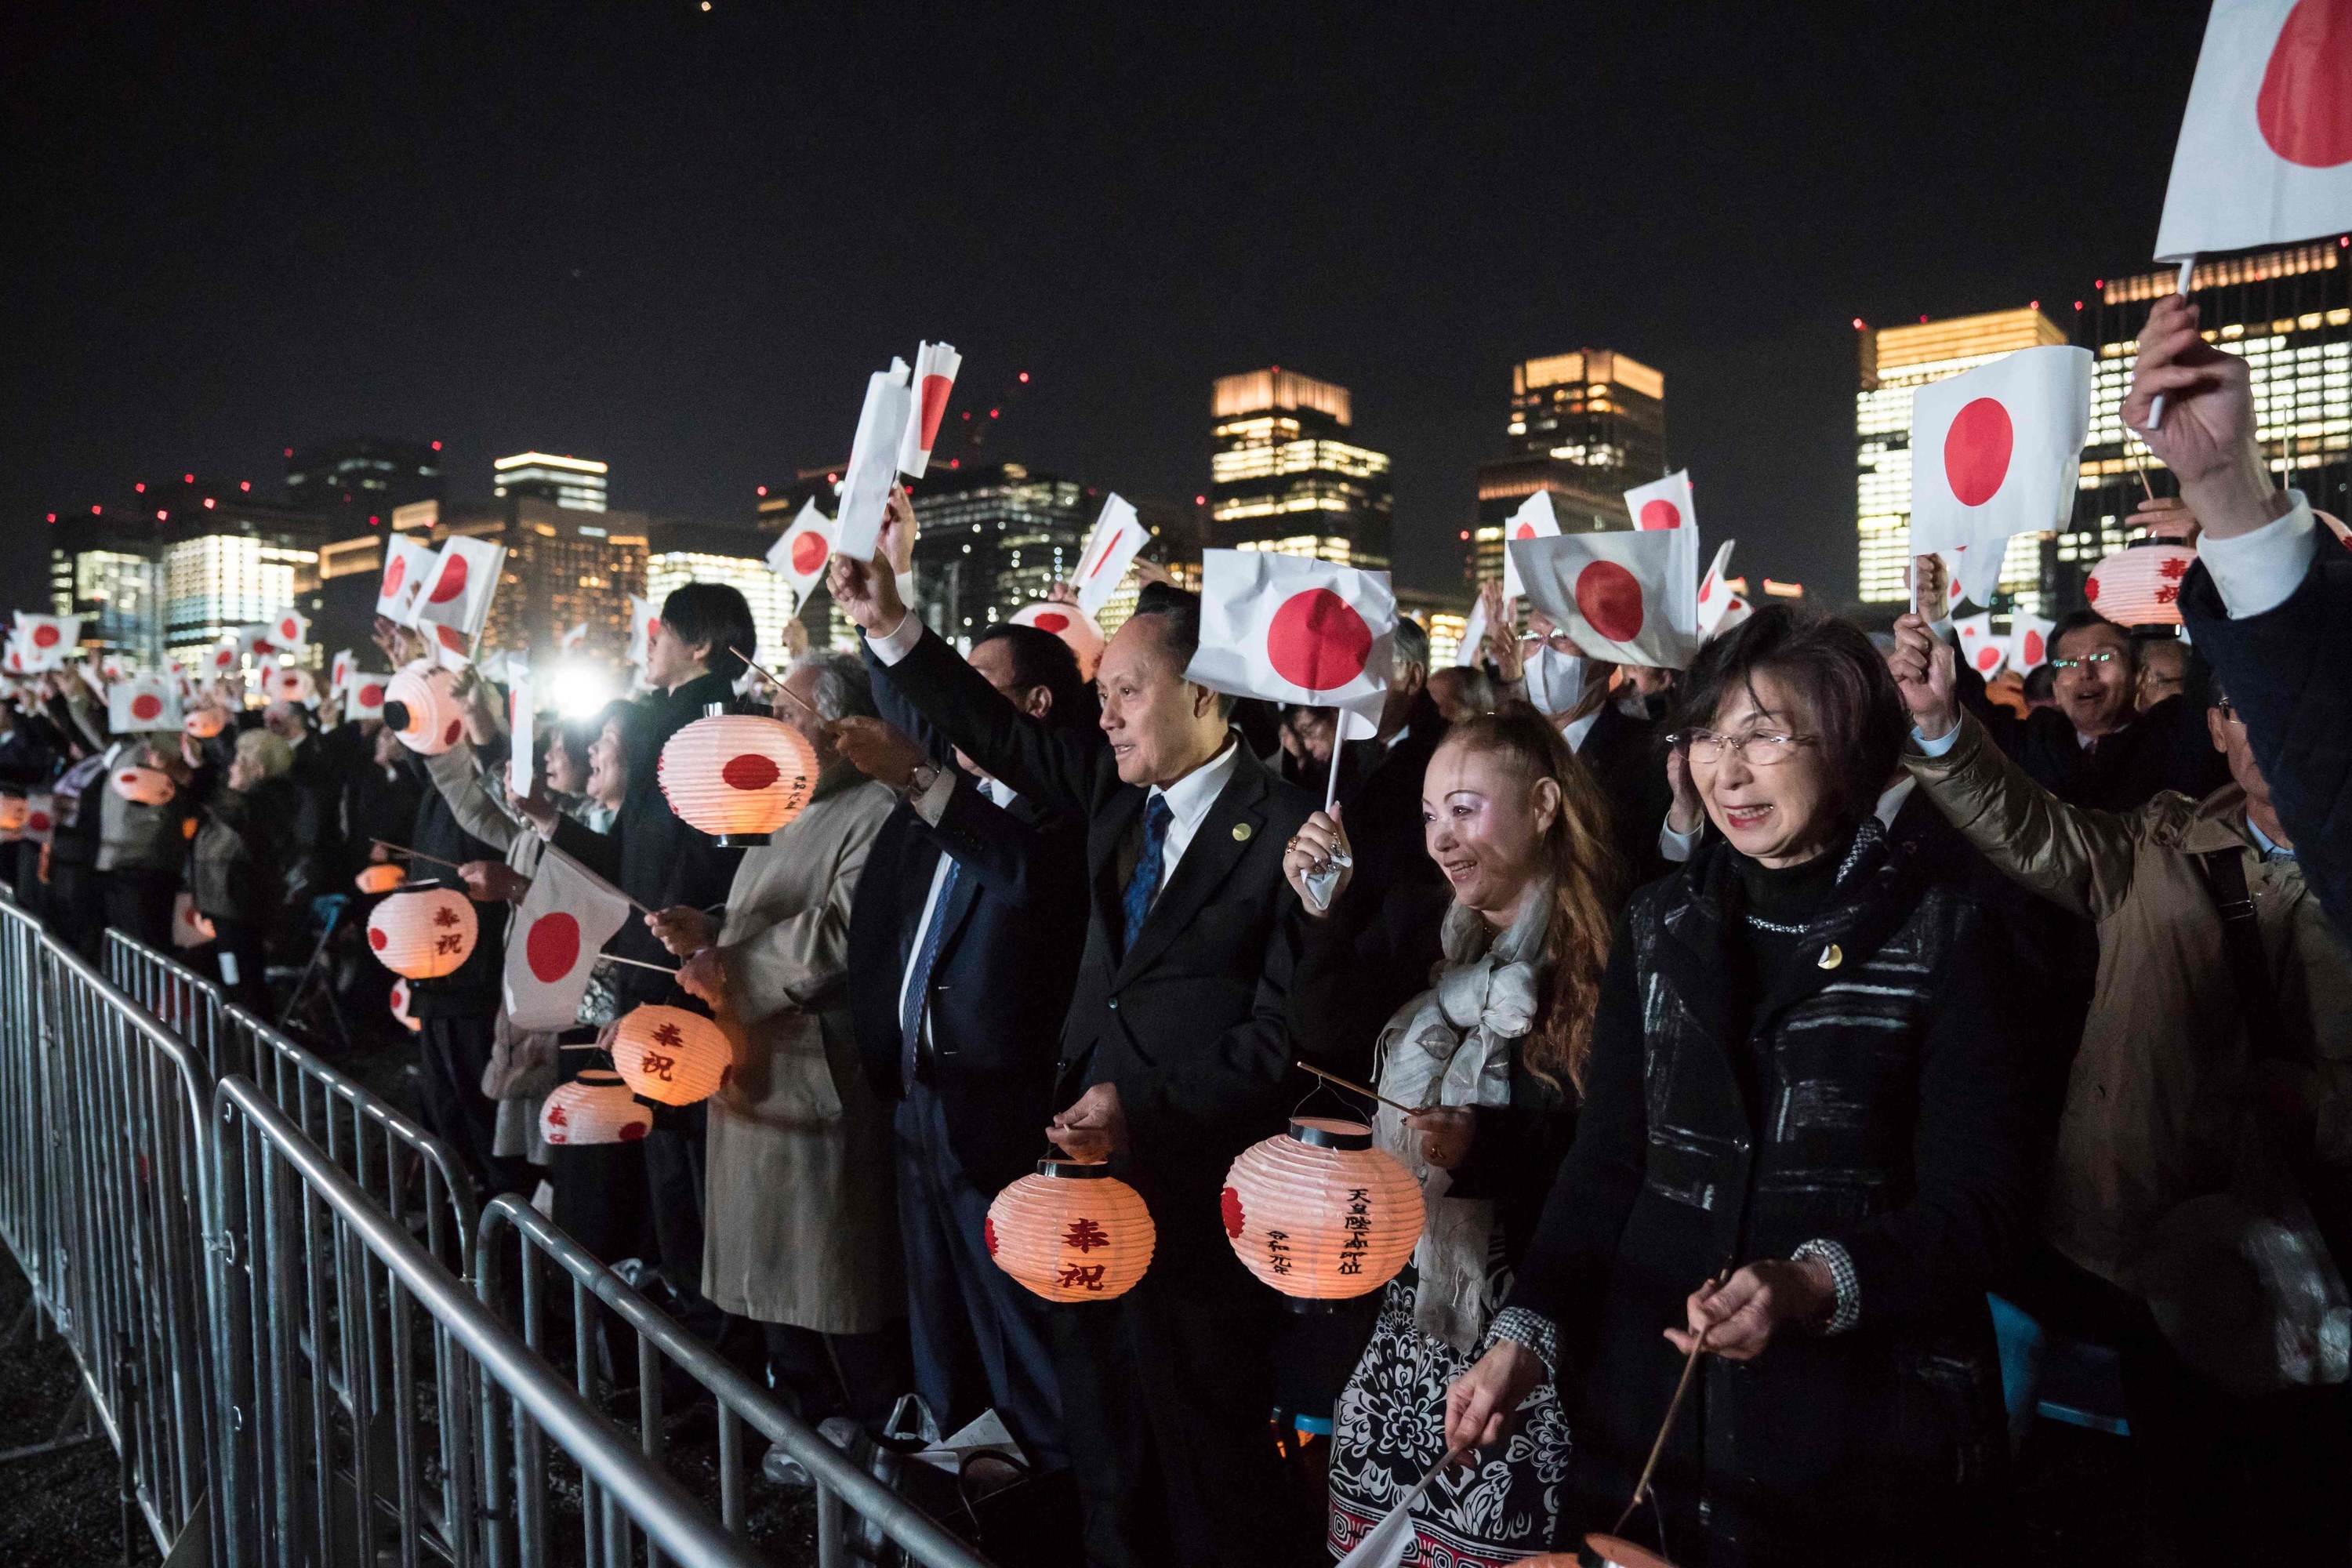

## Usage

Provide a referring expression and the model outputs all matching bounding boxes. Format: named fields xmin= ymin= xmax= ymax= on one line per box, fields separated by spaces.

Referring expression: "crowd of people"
xmin=5 ymin=295 xmax=2347 ymax=1568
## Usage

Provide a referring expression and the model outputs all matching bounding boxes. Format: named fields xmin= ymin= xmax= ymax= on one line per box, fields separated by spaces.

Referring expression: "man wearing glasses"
xmin=1988 ymin=607 xmax=2225 ymax=813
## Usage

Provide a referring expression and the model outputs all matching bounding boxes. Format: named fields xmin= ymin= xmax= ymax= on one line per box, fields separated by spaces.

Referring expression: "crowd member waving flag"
xmin=377 ymin=533 xmax=436 ymax=622
xmin=108 ymin=673 xmax=180 ymax=732
xmin=411 ymin=535 xmax=509 ymax=665
xmin=10 ymin=612 xmax=78 ymax=672
xmin=833 ymin=358 xmax=915 ymax=561
xmin=503 ymin=845 xmax=634 ymax=1030
xmin=766 ymin=499 xmax=834 ymax=604
xmin=895 ymin=339 xmax=962 ymax=478
xmin=1508 ymin=529 xmax=1695 ymax=669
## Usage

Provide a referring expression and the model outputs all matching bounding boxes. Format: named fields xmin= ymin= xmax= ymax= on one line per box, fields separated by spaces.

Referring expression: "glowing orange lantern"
xmin=184 ymin=706 xmax=227 ymax=739
xmin=1221 ymin=1117 xmax=1425 ymax=1301
xmin=355 ymin=863 xmax=408 ymax=895
xmin=539 ymin=1069 xmax=651 ymax=1146
xmin=656 ymin=713 xmax=818 ymax=846
xmin=365 ymin=887 xmax=478 ymax=979
xmin=384 ymin=665 xmax=465 ymax=756
xmin=387 ymin=976 xmax=421 ymax=1033
xmin=0 ymin=796 xmax=26 ymax=837
xmin=111 ymin=766 xmax=177 ymax=807
xmin=2085 ymin=541 xmax=2198 ymax=629
xmin=610 ymin=1004 xmax=731 ymax=1105
xmin=986 ymin=1160 xmax=1156 ymax=1302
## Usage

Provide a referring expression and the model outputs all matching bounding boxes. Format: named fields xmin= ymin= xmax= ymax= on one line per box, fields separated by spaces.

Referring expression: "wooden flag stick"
xmin=1613 ymin=1269 xmax=1732 ymax=1536
xmin=597 ymin=952 xmax=679 ymax=975
xmin=730 ymin=647 xmax=824 ymax=725
xmin=1298 ymin=1060 xmax=1417 ymax=1117
xmin=372 ymin=840 xmax=466 ymax=874
xmin=2144 ymin=254 xmax=2198 ymax=430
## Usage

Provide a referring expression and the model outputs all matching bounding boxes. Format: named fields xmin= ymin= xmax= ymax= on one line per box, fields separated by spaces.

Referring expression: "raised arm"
xmin=424 ymin=741 xmax=521 ymax=853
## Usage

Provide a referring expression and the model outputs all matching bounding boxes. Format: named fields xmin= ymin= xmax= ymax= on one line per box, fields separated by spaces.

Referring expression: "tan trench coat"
xmin=1905 ymin=713 xmax=2352 ymax=1293
xmin=701 ymin=765 xmax=903 ymax=1333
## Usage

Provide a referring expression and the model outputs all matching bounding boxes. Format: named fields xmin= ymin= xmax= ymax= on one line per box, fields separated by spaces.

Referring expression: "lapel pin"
xmin=1232 ymin=822 xmax=1254 ymax=842
xmin=1817 ymin=944 xmax=1842 ymax=970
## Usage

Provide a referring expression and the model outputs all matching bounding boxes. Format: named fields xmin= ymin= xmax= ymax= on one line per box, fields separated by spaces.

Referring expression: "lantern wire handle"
xmin=729 ymin=648 xmax=826 ymax=726
xmin=1298 ymin=1060 xmax=1417 ymax=1117
xmin=1613 ymin=1268 xmax=1732 ymax=1538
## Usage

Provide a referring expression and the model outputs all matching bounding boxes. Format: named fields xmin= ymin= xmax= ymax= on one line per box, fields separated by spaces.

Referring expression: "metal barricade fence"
xmin=0 ymin=900 xmax=218 ymax=1559
xmin=477 ymin=1195 xmax=997 ymax=1568
xmin=212 ymin=1075 xmax=771 ymax=1568
xmin=107 ymin=927 xmax=230 ymax=1065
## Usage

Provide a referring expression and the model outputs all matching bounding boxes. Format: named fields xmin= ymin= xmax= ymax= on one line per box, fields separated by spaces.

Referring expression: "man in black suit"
xmin=832 ymin=535 xmax=1313 ymax=1568
xmin=833 ymin=623 xmax=1091 ymax=1476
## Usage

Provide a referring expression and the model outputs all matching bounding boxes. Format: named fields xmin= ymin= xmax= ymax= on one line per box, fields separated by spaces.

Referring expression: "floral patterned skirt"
xmin=1326 ymin=1269 xmax=1572 ymax=1566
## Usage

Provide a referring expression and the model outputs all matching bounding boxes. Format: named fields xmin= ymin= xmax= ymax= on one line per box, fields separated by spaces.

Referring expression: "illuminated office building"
xmin=1471 ymin=350 xmax=1666 ymax=585
xmin=434 ymin=499 xmax=645 ymax=659
xmin=906 ymin=462 xmax=1089 ymax=644
xmin=493 ymin=451 xmax=609 ymax=513
xmin=285 ymin=437 xmax=443 ymax=527
xmin=646 ymin=521 xmax=800 ymax=666
xmin=2067 ymin=243 xmax=2350 ymax=604
xmin=1207 ymin=368 xmax=1393 ymax=568
xmin=1856 ymin=309 xmax=2069 ymax=609
xmin=48 ymin=512 xmax=166 ymax=662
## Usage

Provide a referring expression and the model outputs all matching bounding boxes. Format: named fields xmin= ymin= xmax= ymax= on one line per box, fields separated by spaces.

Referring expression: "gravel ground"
xmin=0 ymin=1250 xmax=151 ymax=1567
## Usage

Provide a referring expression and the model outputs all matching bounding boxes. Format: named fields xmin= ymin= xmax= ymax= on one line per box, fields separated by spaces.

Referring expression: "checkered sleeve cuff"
xmin=1485 ymin=1306 xmax=1561 ymax=1379
xmin=1791 ymin=1239 xmax=1860 ymax=1336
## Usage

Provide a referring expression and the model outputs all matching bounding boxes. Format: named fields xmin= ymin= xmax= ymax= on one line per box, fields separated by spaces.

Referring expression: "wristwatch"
xmin=904 ymin=763 xmax=942 ymax=800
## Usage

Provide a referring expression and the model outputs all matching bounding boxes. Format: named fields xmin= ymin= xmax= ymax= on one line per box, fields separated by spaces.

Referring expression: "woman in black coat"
xmin=1445 ymin=605 xmax=2043 ymax=1568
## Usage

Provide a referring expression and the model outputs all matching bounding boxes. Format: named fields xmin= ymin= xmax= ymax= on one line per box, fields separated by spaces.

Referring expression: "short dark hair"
xmin=659 ymin=583 xmax=759 ymax=683
xmin=2023 ymin=662 xmax=2058 ymax=703
xmin=972 ymin=624 xmax=1091 ymax=729
xmin=1127 ymin=583 xmax=1233 ymax=717
xmin=2052 ymin=609 xmax=2134 ymax=669
xmin=1672 ymin=603 xmax=1907 ymax=832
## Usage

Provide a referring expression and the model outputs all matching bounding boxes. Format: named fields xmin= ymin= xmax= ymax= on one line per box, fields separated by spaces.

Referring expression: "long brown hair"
xmin=1434 ymin=703 xmax=1620 ymax=1095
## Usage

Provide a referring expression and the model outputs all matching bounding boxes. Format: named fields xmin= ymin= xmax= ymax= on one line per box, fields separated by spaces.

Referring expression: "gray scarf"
xmin=1373 ymin=883 xmax=1551 ymax=1353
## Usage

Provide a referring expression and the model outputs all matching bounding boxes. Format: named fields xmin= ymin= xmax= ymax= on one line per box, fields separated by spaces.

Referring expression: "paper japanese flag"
xmin=1508 ymin=531 xmax=1697 ymax=670
xmin=1624 ymin=469 xmax=1702 ymax=634
xmin=1073 ymin=493 xmax=1150 ymax=618
xmin=344 ymin=672 xmax=390 ymax=720
xmin=1452 ymin=594 xmax=1490 ymax=668
xmin=766 ymin=500 xmax=834 ymax=602
xmin=1954 ymin=613 xmax=2008 ymax=680
xmin=559 ymin=623 xmax=589 ymax=657
xmin=1497 ymin=492 xmax=1561 ymax=600
xmin=1694 ymin=539 xmax=1740 ymax=636
xmin=108 ymin=673 xmax=180 ymax=733
xmin=238 ymin=624 xmax=287 ymax=659
xmin=1908 ymin=346 xmax=2092 ymax=580
xmin=2008 ymin=612 xmax=2056 ymax=674
xmin=411 ymin=535 xmax=506 ymax=650
xmin=1010 ymin=601 xmax=1105 ymax=671
xmin=2154 ymin=0 xmax=2352 ymax=262
xmin=329 ymin=649 xmax=354 ymax=696
xmin=22 ymin=793 xmax=55 ymax=846
xmin=98 ymin=655 xmax=128 ymax=684
xmin=270 ymin=610 xmax=310 ymax=649
xmin=12 ymin=613 xmax=78 ymax=672
xmin=378 ymin=534 xmax=436 ymax=622
xmin=1186 ymin=550 xmax=1396 ymax=739
xmin=1936 ymin=541 xmax=2008 ymax=615
xmin=271 ymin=667 xmax=316 ymax=706
xmin=503 ymin=846 xmax=634 ymax=1030
xmin=833 ymin=359 xmax=916 ymax=564
xmin=626 ymin=596 xmax=658 ymax=669
xmin=1710 ymin=593 xmax=1754 ymax=638
xmin=509 ymin=678 xmax=535 ymax=797
xmin=895 ymin=340 xmax=963 ymax=478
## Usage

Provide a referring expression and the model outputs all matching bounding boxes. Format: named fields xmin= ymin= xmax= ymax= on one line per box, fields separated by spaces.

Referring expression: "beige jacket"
xmin=701 ymin=764 xmax=902 ymax=1332
xmin=1905 ymin=713 xmax=2352 ymax=1292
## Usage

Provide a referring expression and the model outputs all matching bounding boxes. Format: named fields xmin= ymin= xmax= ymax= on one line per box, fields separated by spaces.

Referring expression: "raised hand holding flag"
xmin=895 ymin=340 xmax=962 ymax=478
xmin=833 ymin=359 xmax=915 ymax=563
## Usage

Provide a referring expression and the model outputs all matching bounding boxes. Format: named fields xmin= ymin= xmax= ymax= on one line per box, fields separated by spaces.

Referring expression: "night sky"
xmin=3 ymin=3 xmax=2213 ymax=611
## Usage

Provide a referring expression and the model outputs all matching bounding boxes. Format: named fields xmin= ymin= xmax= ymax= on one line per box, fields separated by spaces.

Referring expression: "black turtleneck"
xmin=1728 ymin=830 xmax=1854 ymax=1049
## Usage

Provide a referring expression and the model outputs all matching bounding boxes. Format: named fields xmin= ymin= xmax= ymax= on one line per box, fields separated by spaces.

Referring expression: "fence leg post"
xmin=817 ymin=1481 xmax=844 ymax=1568
xmin=118 ymin=1330 xmax=138 ymax=1567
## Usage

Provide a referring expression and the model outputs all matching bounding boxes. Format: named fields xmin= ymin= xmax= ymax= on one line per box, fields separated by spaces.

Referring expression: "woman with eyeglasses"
xmin=1440 ymin=604 xmax=2042 ymax=1566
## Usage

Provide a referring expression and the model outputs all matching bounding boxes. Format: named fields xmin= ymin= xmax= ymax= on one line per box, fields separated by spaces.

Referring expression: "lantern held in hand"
xmin=383 ymin=665 xmax=466 ymax=756
xmin=1221 ymin=1118 xmax=1425 ymax=1301
xmin=611 ymin=1004 xmax=731 ymax=1106
xmin=2085 ymin=540 xmax=2198 ymax=629
xmin=0 ymin=796 xmax=27 ymax=837
xmin=111 ymin=766 xmax=177 ymax=807
xmin=656 ymin=713 xmax=818 ymax=846
xmin=366 ymin=887 xmax=478 ymax=979
xmin=539 ymin=1069 xmax=650 ymax=1146
xmin=986 ymin=1160 xmax=1156 ymax=1302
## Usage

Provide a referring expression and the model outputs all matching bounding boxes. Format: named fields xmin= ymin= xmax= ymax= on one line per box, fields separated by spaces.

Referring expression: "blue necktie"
xmin=1122 ymin=795 xmax=1174 ymax=955
xmin=900 ymin=856 xmax=961 ymax=1094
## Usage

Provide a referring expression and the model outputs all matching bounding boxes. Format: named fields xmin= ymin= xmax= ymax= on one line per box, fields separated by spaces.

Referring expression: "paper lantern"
xmin=610 ymin=1004 xmax=731 ymax=1106
xmin=1583 ymin=1541 xmax=1678 ymax=1568
xmin=2085 ymin=541 xmax=2198 ymax=629
xmin=383 ymin=665 xmax=466 ymax=756
xmin=355 ymin=863 xmax=408 ymax=895
xmin=656 ymin=713 xmax=818 ymax=846
xmin=387 ymin=977 xmax=421 ymax=1033
xmin=1221 ymin=1117 xmax=1424 ymax=1301
xmin=365 ymin=887 xmax=478 ymax=979
xmin=184 ymin=706 xmax=227 ymax=739
xmin=986 ymin=1160 xmax=1156 ymax=1302
xmin=111 ymin=766 xmax=177 ymax=807
xmin=539 ymin=1069 xmax=651 ymax=1146
xmin=0 ymin=796 xmax=26 ymax=837
xmin=272 ymin=666 xmax=315 ymax=704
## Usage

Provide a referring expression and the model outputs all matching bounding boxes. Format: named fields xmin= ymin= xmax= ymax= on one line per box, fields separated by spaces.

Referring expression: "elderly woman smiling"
xmin=1443 ymin=605 xmax=2042 ymax=1567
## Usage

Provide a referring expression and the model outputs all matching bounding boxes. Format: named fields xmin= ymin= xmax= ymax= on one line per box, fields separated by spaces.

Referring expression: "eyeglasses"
xmin=2048 ymin=652 xmax=2119 ymax=671
xmin=1672 ymin=729 xmax=1819 ymax=767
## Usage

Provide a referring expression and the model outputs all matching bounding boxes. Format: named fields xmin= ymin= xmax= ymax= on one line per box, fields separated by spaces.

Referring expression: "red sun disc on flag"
xmin=525 ymin=913 xmax=581 ymax=983
xmin=1030 ymin=612 xmax=1070 ymax=633
xmin=357 ymin=683 xmax=384 ymax=707
xmin=435 ymin=624 xmax=465 ymax=651
xmin=252 ymin=640 xmax=275 ymax=655
xmin=429 ymin=554 xmax=468 ymax=604
xmin=1944 ymin=397 xmax=2014 ymax=506
xmin=1513 ymin=523 xmax=1537 ymax=539
xmin=31 ymin=625 xmax=58 ymax=648
xmin=1976 ymin=645 xmax=2002 ymax=673
xmin=2258 ymin=0 xmax=2352 ymax=168
xmin=279 ymin=618 xmax=299 ymax=641
xmin=384 ymin=557 xmax=407 ymax=594
xmin=1574 ymin=561 xmax=1646 ymax=642
xmin=790 ymin=532 xmax=829 ymax=574
xmin=1265 ymin=589 xmax=1373 ymax=691
xmin=1639 ymin=499 xmax=1682 ymax=530
xmin=2022 ymin=630 xmax=2045 ymax=664
xmin=721 ymin=753 xmax=780 ymax=790
xmin=918 ymin=373 xmax=953 ymax=448
xmin=131 ymin=694 xmax=162 ymax=721
xmin=27 ymin=813 xmax=49 ymax=833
